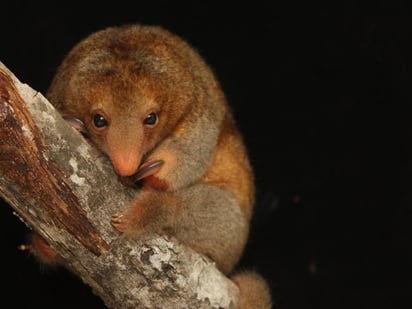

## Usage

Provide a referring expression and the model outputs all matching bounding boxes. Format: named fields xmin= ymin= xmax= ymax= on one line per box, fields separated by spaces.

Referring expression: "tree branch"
xmin=0 ymin=60 xmax=239 ymax=309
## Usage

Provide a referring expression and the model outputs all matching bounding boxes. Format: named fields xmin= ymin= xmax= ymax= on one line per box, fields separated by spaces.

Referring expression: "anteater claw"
xmin=133 ymin=160 xmax=164 ymax=182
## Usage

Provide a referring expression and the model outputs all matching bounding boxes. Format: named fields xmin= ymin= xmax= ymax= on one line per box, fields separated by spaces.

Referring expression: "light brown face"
xmin=71 ymin=72 xmax=166 ymax=178
xmin=48 ymin=25 xmax=199 ymax=179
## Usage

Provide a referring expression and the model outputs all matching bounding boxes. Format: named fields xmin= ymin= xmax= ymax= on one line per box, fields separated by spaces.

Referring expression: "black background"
xmin=0 ymin=1 xmax=405 ymax=308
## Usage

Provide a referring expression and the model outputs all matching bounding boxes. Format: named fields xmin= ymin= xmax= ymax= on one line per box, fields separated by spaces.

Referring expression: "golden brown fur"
xmin=31 ymin=24 xmax=272 ymax=308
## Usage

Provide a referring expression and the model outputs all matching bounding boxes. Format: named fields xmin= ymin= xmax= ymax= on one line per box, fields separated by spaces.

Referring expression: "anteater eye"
xmin=93 ymin=114 xmax=108 ymax=128
xmin=144 ymin=112 xmax=158 ymax=126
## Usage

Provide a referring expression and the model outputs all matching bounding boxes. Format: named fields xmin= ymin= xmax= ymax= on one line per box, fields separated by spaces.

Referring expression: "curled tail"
xmin=232 ymin=270 xmax=272 ymax=309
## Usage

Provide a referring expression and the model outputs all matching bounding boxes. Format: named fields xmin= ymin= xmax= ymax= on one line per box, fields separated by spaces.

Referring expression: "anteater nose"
xmin=112 ymin=156 xmax=140 ymax=177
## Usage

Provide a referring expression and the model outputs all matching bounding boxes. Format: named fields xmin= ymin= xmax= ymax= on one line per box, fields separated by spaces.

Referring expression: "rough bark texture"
xmin=0 ymin=61 xmax=239 ymax=309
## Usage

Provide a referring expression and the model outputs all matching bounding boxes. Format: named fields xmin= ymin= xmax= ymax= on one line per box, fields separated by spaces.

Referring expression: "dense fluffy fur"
xmin=32 ymin=24 xmax=271 ymax=308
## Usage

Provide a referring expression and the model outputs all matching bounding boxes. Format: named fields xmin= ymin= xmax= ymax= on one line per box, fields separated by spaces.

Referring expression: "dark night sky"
xmin=0 ymin=1 xmax=406 ymax=308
